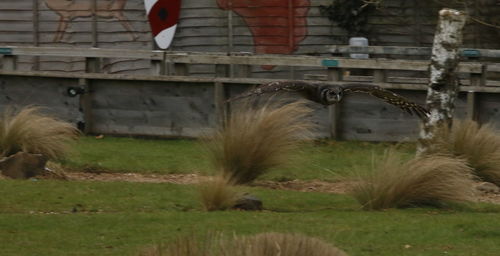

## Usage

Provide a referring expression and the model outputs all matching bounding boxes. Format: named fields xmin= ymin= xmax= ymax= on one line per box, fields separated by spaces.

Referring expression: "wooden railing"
xmin=1 ymin=45 xmax=500 ymax=139
xmin=1 ymin=45 xmax=498 ymax=87
xmin=329 ymin=45 xmax=500 ymax=58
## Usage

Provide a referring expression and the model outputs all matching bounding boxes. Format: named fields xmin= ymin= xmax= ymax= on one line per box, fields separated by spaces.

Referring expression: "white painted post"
xmin=418 ymin=9 xmax=467 ymax=154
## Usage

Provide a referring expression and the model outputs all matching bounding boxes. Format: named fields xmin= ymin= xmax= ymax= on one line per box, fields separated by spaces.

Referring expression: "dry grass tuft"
xmin=351 ymin=150 xmax=476 ymax=210
xmin=230 ymin=232 xmax=348 ymax=256
xmin=139 ymin=232 xmax=348 ymax=256
xmin=205 ymin=100 xmax=313 ymax=185
xmin=0 ymin=106 xmax=79 ymax=160
xmin=427 ymin=120 xmax=500 ymax=185
xmin=199 ymin=175 xmax=240 ymax=211
xmin=41 ymin=161 xmax=69 ymax=180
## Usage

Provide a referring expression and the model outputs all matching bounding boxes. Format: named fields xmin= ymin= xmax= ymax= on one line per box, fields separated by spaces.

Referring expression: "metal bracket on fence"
xmin=322 ymin=59 xmax=339 ymax=67
xmin=67 ymin=87 xmax=86 ymax=97
xmin=461 ymin=49 xmax=481 ymax=58
xmin=0 ymin=48 xmax=12 ymax=55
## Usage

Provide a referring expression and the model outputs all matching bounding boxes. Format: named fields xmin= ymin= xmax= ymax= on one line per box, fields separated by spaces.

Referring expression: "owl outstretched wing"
xmin=227 ymin=81 xmax=319 ymax=102
xmin=342 ymin=84 xmax=429 ymax=119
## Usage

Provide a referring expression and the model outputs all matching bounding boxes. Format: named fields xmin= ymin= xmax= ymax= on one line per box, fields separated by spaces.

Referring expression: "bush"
xmin=351 ymin=150 xmax=476 ymax=210
xmin=139 ymin=232 xmax=348 ymax=256
xmin=426 ymin=120 xmax=500 ymax=185
xmin=0 ymin=106 xmax=79 ymax=160
xmin=205 ymin=100 xmax=312 ymax=184
xmin=199 ymin=176 xmax=240 ymax=211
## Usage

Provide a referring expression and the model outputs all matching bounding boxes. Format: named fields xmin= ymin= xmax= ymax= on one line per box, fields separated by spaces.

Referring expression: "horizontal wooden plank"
xmin=3 ymin=70 xmax=500 ymax=93
xmin=487 ymin=64 xmax=500 ymax=73
xmin=329 ymin=46 xmax=500 ymax=58
xmin=5 ymin=46 xmax=164 ymax=60
xmin=165 ymin=53 xmax=483 ymax=73
xmin=0 ymin=46 xmax=485 ymax=73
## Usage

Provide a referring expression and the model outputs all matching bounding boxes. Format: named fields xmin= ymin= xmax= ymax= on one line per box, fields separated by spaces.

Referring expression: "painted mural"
xmin=44 ymin=0 xmax=138 ymax=42
xmin=216 ymin=0 xmax=311 ymax=70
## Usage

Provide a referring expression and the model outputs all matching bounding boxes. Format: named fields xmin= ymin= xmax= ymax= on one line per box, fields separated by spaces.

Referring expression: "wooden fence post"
xmin=2 ymin=55 xmax=17 ymax=71
xmin=466 ymin=65 xmax=486 ymax=121
xmin=215 ymin=64 xmax=229 ymax=127
xmin=80 ymin=57 xmax=101 ymax=134
xmin=373 ymin=69 xmax=387 ymax=83
xmin=151 ymin=59 xmax=165 ymax=75
xmin=32 ymin=0 xmax=40 ymax=70
xmin=91 ymin=0 xmax=98 ymax=47
xmin=174 ymin=63 xmax=189 ymax=76
xmin=151 ymin=51 xmax=165 ymax=76
xmin=327 ymin=67 xmax=343 ymax=140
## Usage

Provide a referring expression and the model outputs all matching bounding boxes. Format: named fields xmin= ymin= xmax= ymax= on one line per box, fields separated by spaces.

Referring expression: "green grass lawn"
xmin=63 ymin=136 xmax=414 ymax=181
xmin=2 ymin=137 xmax=499 ymax=255
xmin=1 ymin=180 xmax=499 ymax=256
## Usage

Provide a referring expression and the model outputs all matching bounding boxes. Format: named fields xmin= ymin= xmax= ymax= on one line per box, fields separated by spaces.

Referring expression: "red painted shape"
xmin=217 ymin=0 xmax=311 ymax=70
xmin=148 ymin=0 xmax=181 ymax=36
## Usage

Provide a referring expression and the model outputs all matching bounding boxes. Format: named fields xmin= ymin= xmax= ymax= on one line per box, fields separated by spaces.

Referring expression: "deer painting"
xmin=44 ymin=0 xmax=138 ymax=42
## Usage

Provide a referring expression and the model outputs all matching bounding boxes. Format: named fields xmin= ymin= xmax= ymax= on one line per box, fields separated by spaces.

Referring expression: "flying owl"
xmin=228 ymin=81 xmax=429 ymax=119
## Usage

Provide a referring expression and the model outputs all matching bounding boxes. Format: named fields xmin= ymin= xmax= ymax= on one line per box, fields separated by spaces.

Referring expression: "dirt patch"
xmin=29 ymin=171 xmax=500 ymax=205
xmin=253 ymin=180 xmax=356 ymax=194
xmin=475 ymin=192 xmax=500 ymax=205
xmin=65 ymin=172 xmax=202 ymax=185
xmin=474 ymin=183 xmax=500 ymax=205
xmin=63 ymin=171 xmax=353 ymax=193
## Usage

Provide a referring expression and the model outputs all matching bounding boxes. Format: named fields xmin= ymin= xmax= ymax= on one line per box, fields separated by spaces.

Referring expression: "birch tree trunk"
xmin=418 ymin=9 xmax=467 ymax=154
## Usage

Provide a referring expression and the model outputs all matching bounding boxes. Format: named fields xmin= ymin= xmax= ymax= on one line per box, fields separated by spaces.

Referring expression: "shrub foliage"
xmin=139 ymin=232 xmax=347 ymax=256
xmin=352 ymin=150 xmax=476 ymax=210
xmin=427 ymin=120 xmax=500 ymax=185
xmin=205 ymin=100 xmax=313 ymax=184
xmin=0 ymin=106 xmax=79 ymax=160
xmin=199 ymin=176 xmax=240 ymax=211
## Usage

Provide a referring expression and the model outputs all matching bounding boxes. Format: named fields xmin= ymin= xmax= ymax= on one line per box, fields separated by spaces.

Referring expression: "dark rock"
xmin=0 ymin=152 xmax=48 ymax=179
xmin=233 ymin=194 xmax=263 ymax=211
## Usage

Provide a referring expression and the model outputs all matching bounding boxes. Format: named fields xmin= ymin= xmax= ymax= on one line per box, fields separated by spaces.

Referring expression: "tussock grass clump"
xmin=0 ymin=106 xmax=79 ymax=160
xmin=205 ymin=100 xmax=313 ymax=184
xmin=139 ymin=232 xmax=348 ymax=256
xmin=428 ymin=120 xmax=500 ymax=185
xmin=352 ymin=151 xmax=476 ymax=210
xmin=199 ymin=176 xmax=240 ymax=211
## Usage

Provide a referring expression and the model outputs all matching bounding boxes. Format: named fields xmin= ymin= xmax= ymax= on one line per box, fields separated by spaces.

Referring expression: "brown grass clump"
xmin=40 ymin=161 xmax=69 ymax=180
xmin=199 ymin=175 xmax=240 ymax=211
xmin=427 ymin=120 xmax=500 ymax=185
xmin=139 ymin=232 xmax=348 ymax=256
xmin=205 ymin=100 xmax=313 ymax=185
xmin=351 ymin=150 xmax=476 ymax=210
xmin=0 ymin=106 xmax=79 ymax=160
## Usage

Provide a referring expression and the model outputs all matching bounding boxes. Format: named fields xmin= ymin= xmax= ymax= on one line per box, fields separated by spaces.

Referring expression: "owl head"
xmin=321 ymin=86 xmax=343 ymax=105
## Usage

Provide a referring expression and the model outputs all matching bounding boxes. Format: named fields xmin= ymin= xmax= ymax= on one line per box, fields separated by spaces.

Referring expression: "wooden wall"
xmin=1 ymin=0 xmax=498 ymax=75
xmin=1 ymin=0 xmax=499 ymax=141
xmin=3 ymin=73 xmax=499 ymax=141
xmin=0 ymin=76 xmax=81 ymax=122
xmin=90 ymin=80 xmax=216 ymax=137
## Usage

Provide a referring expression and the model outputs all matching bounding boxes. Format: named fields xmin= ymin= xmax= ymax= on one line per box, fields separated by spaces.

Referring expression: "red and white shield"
xmin=144 ymin=0 xmax=182 ymax=49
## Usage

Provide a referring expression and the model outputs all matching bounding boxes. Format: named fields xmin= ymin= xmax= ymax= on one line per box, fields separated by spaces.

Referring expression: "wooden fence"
xmin=1 ymin=45 xmax=500 ymax=141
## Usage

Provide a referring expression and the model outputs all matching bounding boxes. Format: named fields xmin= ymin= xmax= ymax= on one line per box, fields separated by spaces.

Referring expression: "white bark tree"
xmin=418 ymin=9 xmax=467 ymax=154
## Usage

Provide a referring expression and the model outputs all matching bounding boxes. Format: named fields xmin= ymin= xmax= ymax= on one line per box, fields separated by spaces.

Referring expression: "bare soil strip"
xmin=60 ymin=171 xmax=500 ymax=205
